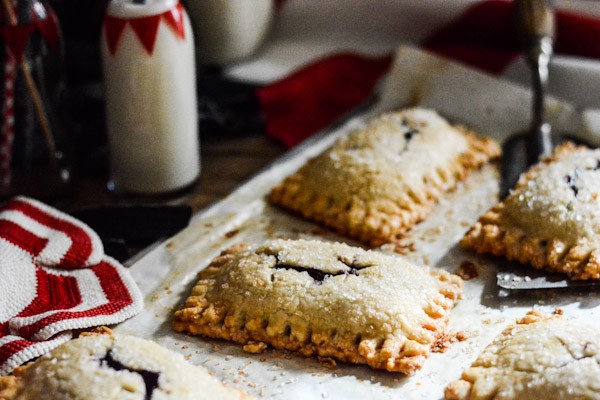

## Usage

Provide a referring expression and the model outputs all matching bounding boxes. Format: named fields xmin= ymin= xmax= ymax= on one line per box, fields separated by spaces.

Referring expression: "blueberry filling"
xmin=273 ymin=256 xmax=370 ymax=284
xmin=100 ymin=351 xmax=160 ymax=400
xmin=401 ymin=118 xmax=419 ymax=145
xmin=564 ymin=169 xmax=580 ymax=197
xmin=403 ymin=128 xmax=419 ymax=142
xmin=564 ymin=160 xmax=600 ymax=199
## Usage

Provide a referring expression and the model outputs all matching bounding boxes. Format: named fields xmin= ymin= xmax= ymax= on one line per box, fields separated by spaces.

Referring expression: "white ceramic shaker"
xmin=185 ymin=0 xmax=274 ymax=66
xmin=101 ymin=0 xmax=200 ymax=194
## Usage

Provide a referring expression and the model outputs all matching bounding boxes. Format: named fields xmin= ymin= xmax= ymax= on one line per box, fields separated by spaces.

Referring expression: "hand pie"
xmin=270 ymin=108 xmax=500 ymax=250
xmin=445 ymin=310 xmax=600 ymax=400
xmin=462 ymin=142 xmax=600 ymax=280
xmin=173 ymin=239 xmax=463 ymax=375
xmin=0 ymin=328 xmax=250 ymax=400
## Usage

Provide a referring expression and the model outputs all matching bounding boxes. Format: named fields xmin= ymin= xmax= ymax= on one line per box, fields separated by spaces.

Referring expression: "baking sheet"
xmin=114 ymin=46 xmax=600 ymax=399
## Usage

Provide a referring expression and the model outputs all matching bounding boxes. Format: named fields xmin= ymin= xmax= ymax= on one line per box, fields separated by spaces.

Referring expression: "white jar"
xmin=101 ymin=0 xmax=200 ymax=194
xmin=185 ymin=0 xmax=274 ymax=66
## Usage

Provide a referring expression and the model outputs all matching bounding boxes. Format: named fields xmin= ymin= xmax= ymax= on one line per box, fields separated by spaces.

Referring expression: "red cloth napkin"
xmin=0 ymin=196 xmax=143 ymax=375
xmin=257 ymin=53 xmax=392 ymax=147
xmin=263 ymin=0 xmax=600 ymax=148
xmin=424 ymin=0 xmax=600 ymax=74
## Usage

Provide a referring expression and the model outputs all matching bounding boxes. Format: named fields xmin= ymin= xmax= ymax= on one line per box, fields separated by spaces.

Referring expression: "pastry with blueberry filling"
xmin=270 ymin=108 xmax=500 ymax=250
xmin=462 ymin=142 xmax=600 ymax=280
xmin=0 ymin=328 xmax=249 ymax=400
xmin=445 ymin=310 xmax=600 ymax=400
xmin=172 ymin=239 xmax=463 ymax=375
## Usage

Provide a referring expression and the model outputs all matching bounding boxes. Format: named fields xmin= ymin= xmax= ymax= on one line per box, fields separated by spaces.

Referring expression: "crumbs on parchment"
xmin=455 ymin=260 xmax=479 ymax=280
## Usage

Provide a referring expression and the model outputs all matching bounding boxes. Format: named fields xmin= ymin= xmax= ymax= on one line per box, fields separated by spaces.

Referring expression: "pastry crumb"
xmin=317 ymin=356 xmax=337 ymax=369
xmin=225 ymin=230 xmax=239 ymax=239
xmin=80 ymin=326 xmax=113 ymax=337
xmin=432 ymin=331 xmax=468 ymax=353
xmin=455 ymin=260 xmax=479 ymax=280
xmin=242 ymin=341 xmax=267 ymax=354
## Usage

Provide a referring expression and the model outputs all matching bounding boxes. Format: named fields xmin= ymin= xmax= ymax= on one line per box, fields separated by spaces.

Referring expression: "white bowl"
xmin=185 ymin=0 xmax=274 ymax=66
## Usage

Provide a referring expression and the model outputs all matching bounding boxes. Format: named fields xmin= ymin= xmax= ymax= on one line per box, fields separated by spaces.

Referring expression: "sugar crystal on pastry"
xmin=0 ymin=329 xmax=250 ymax=400
xmin=463 ymin=142 xmax=600 ymax=280
xmin=173 ymin=239 xmax=463 ymax=375
xmin=270 ymin=108 xmax=500 ymax=250
xmin=445 ymin=310 xmax=600 ymax=400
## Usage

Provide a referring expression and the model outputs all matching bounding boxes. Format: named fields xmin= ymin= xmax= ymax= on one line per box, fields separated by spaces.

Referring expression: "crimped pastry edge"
xmin=444 ymin=310 xmax=563 ymax=400
xmin=270 ymin=127 xmax=500 ymax=252
xmin=462 ymin=142 xmax=600 ymax=280
xmin=172 ymin=244 xmax=463 ymax=375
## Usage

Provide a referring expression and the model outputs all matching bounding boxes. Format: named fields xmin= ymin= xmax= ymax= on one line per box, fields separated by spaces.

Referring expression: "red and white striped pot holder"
xmin=0 ymin=196 xmax=143 ymax=375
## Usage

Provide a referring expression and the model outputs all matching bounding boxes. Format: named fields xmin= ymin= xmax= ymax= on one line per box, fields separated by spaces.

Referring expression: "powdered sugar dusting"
xmin=505 ymin=148 xmax=600 ymax=242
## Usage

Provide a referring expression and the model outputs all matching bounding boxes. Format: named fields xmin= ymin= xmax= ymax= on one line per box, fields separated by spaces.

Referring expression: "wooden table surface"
xmin=68 ymin=134 xmax=287 ymax=214
xmin=62 ymin=133 xmax=286 ymax=261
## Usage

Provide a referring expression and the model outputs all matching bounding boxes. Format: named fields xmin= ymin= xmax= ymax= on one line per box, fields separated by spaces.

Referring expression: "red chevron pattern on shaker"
xmin=104 ymin=1 xmax=187 ymax=56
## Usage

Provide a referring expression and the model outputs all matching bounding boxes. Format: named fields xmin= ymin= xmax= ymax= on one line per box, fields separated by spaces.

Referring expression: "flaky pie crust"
xmin=0 ymin=330 xmax=118 ymax=400
xmin=462 ymin=142 xmax=600 ymax=280
xmin=445 ymin=310 xmax=600 ymax=400
xmin=270 ymin=109 xmax=500 ymax=251
xmin=172 ymin=239 xmax=463 ymax=375
xmin=0 ymin=327 xmax=250 ymax=400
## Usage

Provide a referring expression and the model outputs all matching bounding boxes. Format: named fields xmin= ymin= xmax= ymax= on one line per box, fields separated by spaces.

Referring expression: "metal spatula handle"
xmin=515 ymin=0 xmax=555 ymax=165
xmin=515 ymin=0 xmax=555 ymax=40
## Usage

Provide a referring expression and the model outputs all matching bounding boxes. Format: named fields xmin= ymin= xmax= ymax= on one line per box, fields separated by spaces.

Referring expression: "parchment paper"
xmin=114 ymin=46 xmax=600 ymax=400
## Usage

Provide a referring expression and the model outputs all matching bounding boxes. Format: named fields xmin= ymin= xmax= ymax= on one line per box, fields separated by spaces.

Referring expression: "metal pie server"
xmin=497 ymin=0 xmax=555 ymax=290
xmin=496 ymin=0 xmax=600 ymax=290
xmin=500 ymin=0 xmax=555 ymax=199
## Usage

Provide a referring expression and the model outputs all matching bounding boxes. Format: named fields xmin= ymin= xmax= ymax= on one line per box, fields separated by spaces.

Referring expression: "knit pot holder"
xmin=269 ymin=108 xmax=500 ymax=250
xmin=0 ymin=196 xmax=142 ymax=376
xmin=445 ymin=310 xmax=600 ymax=400
xmin=0 ymin=328 xmax=250 ymax=400
xmin=173 ymin=239 xmax=463 ymax=375
xmin=462 ymin=142 xmax=600 ymax=280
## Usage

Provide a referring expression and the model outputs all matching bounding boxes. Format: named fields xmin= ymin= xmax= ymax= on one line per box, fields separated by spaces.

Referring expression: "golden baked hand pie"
xmin=270 ymin=108 xmax=500 ymax=250
xmin=462 ymin=142 xmax=600 ymax=280
xmin=173 ymin=239 xmax=463 ymax=375
xmin=0 ymin=328 xmax=250 ymax=400
xmin=445 ymin=310 xmax=600 ymax=400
